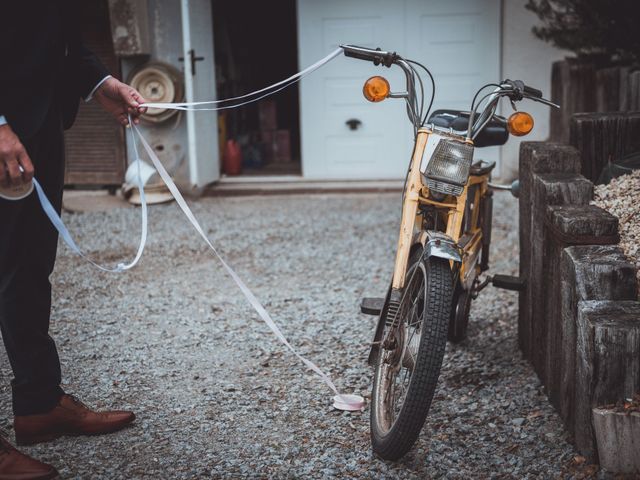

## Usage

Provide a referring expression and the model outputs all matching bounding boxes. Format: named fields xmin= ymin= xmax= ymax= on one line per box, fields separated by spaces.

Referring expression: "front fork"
xmin=391 ymin=129 xmax=465 ymax=293
xmin=368 ymin=129 xmax=473 ymax=365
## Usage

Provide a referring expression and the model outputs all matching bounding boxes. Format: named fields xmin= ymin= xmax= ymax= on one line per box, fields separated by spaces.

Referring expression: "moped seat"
xmin=427 ymin=109 xmax=509 ymax=148
xmin=470 ymin=160 xmax=496 ymax=176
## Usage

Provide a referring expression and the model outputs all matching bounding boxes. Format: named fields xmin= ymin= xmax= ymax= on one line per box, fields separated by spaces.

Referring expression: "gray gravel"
xmin=0 ymin=191 xmax=584 ymax=479
xmin=593 ymin=170 xmax=640 ymax=292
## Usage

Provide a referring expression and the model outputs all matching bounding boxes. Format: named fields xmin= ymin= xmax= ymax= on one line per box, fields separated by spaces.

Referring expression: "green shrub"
xmin=525 ymin=0 xmax=640 ymax=64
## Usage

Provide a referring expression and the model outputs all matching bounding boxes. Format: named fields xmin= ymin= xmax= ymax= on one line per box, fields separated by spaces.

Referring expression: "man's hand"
xmin=0 ymin=124 xmax=34 ymax=188
xmin=94 ymin=77 xmax=148 ymax=126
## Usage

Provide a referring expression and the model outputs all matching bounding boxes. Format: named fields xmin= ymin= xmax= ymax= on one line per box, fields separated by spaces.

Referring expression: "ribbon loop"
xmin=31 ymin=47 xmax=365 ymax=410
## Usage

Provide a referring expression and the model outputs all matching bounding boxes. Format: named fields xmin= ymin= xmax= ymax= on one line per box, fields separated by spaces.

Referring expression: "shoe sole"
xmin=15 ymin=420 xmax=135 ymax=446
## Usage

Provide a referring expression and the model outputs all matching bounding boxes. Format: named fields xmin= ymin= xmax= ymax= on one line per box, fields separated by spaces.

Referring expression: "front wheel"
xmin=370 ymin=253 xmax=453 ymax=460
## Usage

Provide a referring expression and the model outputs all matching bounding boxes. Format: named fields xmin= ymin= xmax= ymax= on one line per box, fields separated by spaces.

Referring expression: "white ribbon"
xmin=143 ymin=48 xmax=343 ymax=111
xmin=34 ymin=123 xmax=148 ymax=273
xmin=131 ymin=122 xmax=347 ymax=399
xmin=31 ymin=46 xmax=363 ymax=409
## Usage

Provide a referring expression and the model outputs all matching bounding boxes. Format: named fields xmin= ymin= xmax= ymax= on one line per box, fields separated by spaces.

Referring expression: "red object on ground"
xmin=222 ymin=139 xmax=242 ymax=175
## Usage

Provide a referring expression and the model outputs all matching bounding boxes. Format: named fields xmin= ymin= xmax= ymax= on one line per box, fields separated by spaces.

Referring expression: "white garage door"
xmin=297 ymin=0 xmax=501 ymax=180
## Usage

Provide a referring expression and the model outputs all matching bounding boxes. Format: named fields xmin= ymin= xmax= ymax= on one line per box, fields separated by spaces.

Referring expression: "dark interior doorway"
xmin=212 ymin=0 xmax=301 ymax=176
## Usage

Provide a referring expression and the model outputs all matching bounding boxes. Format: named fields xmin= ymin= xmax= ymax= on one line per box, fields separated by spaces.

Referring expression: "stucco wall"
xmin=499 ymin=0 xmax=568 ymax=180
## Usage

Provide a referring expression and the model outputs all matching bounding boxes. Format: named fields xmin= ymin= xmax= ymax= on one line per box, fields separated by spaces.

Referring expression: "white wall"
xmin=499 ymin=0 xmax=567 ymax=180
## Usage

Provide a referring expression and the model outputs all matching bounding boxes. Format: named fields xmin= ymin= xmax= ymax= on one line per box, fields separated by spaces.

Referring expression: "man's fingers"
xmin=121 ymin=86 xmax=143 ymax=110
xmin=5 ymin=158 xmax=23 ymax=186
xmin=17 ymin=150 xmax=34 ymax=183
xmin=130 ymin=90 xmax=148 ymax=117
xmin=0 ymin=161 xmax=7 ymax=187
xmin=119 ymin=114 xmax=129 ymax=126
xmin=131 ymin=89 xmax=147 ymax=106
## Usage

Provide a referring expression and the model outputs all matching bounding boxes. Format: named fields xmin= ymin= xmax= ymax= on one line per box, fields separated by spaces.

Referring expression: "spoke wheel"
xmin=370 ymin=251 xmax=452 ymax=460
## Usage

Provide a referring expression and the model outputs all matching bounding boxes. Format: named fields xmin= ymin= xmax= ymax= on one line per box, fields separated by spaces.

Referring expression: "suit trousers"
xmin=0 ymin=102 xmax=65 ymax=415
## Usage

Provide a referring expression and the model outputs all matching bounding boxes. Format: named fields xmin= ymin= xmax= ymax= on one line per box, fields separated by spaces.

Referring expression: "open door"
xmin=181 ymin=0 xmax=219 ymax=187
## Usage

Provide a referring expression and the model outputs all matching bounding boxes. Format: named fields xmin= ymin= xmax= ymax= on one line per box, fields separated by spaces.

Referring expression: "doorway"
xmin=212 ymin=0 xmax=301 ymax=177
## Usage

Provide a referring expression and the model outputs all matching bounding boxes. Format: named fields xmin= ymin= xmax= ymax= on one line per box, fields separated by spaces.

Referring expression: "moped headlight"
xmin=421 ymin=136 xmax=474 ymax=196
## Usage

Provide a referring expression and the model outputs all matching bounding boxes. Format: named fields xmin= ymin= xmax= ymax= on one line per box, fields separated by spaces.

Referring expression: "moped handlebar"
xmin=341 ymin=46 xmax=559 ymax=135
xmin=523 ymin=85 xmax=543 ymax=99
xmin=502 ymin=79 xmax=544 ymax=100
xmin=340 ymin=45 xmax=398 ymax=67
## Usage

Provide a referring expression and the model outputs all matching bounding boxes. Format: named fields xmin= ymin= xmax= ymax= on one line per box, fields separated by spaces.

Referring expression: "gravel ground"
xmin=593 ymin=170 xmax=640 ymax=292
xmin=0 ymin=191 xmax=585 ymax=479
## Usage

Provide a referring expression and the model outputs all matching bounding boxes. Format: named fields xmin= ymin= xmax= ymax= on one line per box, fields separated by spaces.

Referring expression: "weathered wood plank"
xmin=518 ymin=143 xmax=582 ymax=360
xmin=569 ymin=112 xmax=640 ymax=183
xmin=628 ymin=70 xmax=640 ymax=111
xmin=550 ymin=60 xmax=597 ymax=143
xmin=529 ymin=176 xmax=594 ymax=381
xmin=541 ymin=204 xmax=617 ymax=398
xmin=592 ymin=408 xmax=640 ymax=473
xmin=575 ymin=300 xmax=640 ymax=460
xmin=560 ymin=246 xmax=637 ymax=437
xmin=545 ymin=205 xmax=620 ymax=245
xmin=596 ymin=66 xmax=629 ymax=112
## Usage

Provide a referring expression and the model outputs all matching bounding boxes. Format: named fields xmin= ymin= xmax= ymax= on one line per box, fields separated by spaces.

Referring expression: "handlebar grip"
xmin=523 ymin=85 xmax=543 ymax=99
xmin=340 ymin=45 xmax=397 ymax=67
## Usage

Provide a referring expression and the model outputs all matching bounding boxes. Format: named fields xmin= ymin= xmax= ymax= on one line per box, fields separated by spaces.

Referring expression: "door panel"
xmin=297 ymin=0 xmax=501 ymax=179
xmin=406 ymin=0 xmax=501 ymax=168
xmin=297 ymin=0 xmax=409 ymax=179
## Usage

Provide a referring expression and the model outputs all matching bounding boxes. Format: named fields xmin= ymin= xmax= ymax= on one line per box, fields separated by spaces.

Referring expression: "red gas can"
xmin=222 ymin=139 xmax=242 ymax=175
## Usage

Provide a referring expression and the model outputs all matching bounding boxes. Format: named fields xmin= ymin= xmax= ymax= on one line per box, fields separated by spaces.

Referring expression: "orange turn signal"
xmin=507 ymin=111 xmax=534 ymax=136
xmin=363 ymin=76 xmax=390 ymax=102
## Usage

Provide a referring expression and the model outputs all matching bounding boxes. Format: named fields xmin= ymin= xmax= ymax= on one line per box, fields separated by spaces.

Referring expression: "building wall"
xmin=120 ymin=0 xmax=190 ymax=186
xmin=499 ymin=0 xmax=568 ymax=180
xmin=118 ymin=0 xmax=218 ymax=189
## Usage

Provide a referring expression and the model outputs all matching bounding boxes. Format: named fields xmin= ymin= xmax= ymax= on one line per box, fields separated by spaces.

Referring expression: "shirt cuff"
xmin=0 ymin=115 xmax=7 ymax=127
xmin=84 ymin=75 xmax=112 ymax=102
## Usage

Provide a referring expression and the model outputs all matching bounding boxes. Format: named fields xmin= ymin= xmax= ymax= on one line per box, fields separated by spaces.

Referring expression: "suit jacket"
xmin=0 ymin=1 xmax=110 ymax=139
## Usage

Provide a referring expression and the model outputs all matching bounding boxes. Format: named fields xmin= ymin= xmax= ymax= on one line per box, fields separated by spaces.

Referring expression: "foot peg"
xmin=491 ymin=274 xmax=526 ymax=291
xmin=361 ymin=297 xmax=384 ymax=316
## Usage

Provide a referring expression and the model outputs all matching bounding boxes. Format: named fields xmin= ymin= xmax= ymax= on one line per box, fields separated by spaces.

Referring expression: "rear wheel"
xmin=370 ymin=251 xmax=452 ymax=460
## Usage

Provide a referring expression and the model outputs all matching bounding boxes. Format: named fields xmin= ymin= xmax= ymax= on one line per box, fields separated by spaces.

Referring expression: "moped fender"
xmin=423 ymin=232 xmax=462 ymax=263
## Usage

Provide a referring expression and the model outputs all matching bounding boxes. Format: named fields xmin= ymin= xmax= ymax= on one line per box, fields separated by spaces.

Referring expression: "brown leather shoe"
xmin=0 ymin=436 xmax=58 ymax=480
xmin=13 ymin=395 xmax=135 ymax=446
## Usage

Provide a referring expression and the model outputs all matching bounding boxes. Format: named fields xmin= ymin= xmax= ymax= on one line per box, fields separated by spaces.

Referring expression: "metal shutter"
xmin=64 ymin=0 xmax=125 ymax=187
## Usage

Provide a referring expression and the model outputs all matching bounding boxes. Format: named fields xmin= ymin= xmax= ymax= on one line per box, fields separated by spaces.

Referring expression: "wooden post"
xmin=560 ymin=246 xmax=638 ymax=437
xmin=569 ymin=112 xmax=640 ymax=183
xmin=628 ymin=70 xmax=640 ymax=111
xmin=528 ymin=177 xmax=594 ymax=381
xmin=593 ymin=407 xmax=640 ymax=473
xmin=542 ymin=206 xmax=620 ymax=402
xmin=518 ymin=143 xmax=582 ymax=360
xmin=550 ymin=60 xmax=597 ymax=143
xmin=575 ymin=300 xmax=640 ymax=460
xmin=596 ymin=66 xmax=629 ymax=112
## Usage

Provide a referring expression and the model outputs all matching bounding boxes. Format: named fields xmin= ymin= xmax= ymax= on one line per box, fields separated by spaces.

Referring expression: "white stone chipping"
xmin=593 ymin=170 xmax=640 ymax=291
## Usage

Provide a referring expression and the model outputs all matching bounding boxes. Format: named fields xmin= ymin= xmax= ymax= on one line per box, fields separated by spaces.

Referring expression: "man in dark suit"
xmin=1 ymin=2 xmax=148 ymax=478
